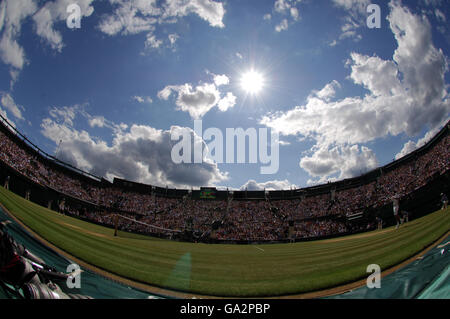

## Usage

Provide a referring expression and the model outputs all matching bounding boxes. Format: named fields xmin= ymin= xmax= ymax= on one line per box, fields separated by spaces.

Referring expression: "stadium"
xmin=0 ymin=114 xmax=449 ymax=300
xmin=0 ymin=0 xmax=449 ymax=306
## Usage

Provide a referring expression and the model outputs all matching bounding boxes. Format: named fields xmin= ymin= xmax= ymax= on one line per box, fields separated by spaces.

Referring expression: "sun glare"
xmin=240 ymin=70 xmax=265 ymax=95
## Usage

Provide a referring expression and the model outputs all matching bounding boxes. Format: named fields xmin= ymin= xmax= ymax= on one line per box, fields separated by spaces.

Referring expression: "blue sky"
xmin=0 ymin=0 xmax=449 ymax=190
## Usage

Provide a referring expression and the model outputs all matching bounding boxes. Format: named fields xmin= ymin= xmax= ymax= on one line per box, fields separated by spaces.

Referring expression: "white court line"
xmin=254 ymin=246 xmax=265 ymax=252
xmin=437 ymin=241 xmax=449 ymax=249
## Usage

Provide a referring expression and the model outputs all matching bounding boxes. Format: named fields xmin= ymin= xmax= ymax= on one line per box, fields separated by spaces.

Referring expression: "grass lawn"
xmin=1 ymin=186 xmax=449 ymax=297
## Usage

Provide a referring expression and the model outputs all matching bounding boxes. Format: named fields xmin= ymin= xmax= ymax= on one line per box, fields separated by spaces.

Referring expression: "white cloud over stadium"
xmin=158 ymin=73 xmax=237 ymax=119
xmin=261 ymin=1 xmax=450 ymax=184
xmin=40 ymin=104 xmax=228 ymax=188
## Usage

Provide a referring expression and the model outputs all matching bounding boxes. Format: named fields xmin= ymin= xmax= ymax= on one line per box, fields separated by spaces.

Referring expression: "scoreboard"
xmin=199 ymin=187 xmax=216 ymax=199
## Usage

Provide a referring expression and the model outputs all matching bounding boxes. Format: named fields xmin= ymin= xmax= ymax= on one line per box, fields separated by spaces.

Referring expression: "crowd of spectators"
xmin=216 ymin=200 xmax=283 ymax=241
xmin=1 ymin=126 xmax=449 ymax=242
xmin=293 ymin=219 xmax=348 ymax=239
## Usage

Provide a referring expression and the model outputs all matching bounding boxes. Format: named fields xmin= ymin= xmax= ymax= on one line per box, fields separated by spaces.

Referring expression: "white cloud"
xmin=261 ymin=1 xmax=450 ymax=182
xmin=133 ymin=96 xmax=144 ymax=103
xmin=160 ymin=83 xmax=221 ymax=119
xmin=163 ymin=0 xmax=225 ymax=28
xmin=421 ymin=0 xmax=444 ymax=7
xmin=213 ymin=74 xmax=230 ymax=86
xmin=331 ymin=0 xmax=371 ymax=44
xmin=99 ymin=0 xmax=225 ymax=50
xmin=0 ymin=0 xmax=94 ymax=85
xmin=145 ymin=34 xmax=163 ymax=49
xmin=434 ymin=9 xmax=446 ymax=22
xmin=48 ymin=104 xmax=79 ymax=126
xmin=133 ymin=95 xmax=153 ymax=103
xmin=157 ymin=86 xmax=173 ymax=100
xmin=168 ymin=33 xmax=179 ymax=47
xmin=98 ymin=0 xmax=160 ymax=36
xmin=40 ymin=105 xmax=228 ymax=188
xmin=312 ymin=80 xmax=341 ymax=101
xmin=0 ymin=0 xmax=37 ymax=84
xmin=394 ymin=140 xmax=417 ymax=161
xmin=32 ymin=0 xmax=94 ymax=52
xmin=0 ymin=107 xmax=15 ymax=128
xmin=158 ymin=73 xmax=236 ymax=119
xmin=275 ymin=19 xmax=289 ymax=32
xmin=274 ymin=0 xmax=292 ymax=13
xmin=0 ymin=92 xmax=24 ymax=120
xmin=240 ymin=179 xmax=296 ymax=191
xmin=217 ymin=92 xmax=236 ymax=112
xmin=0 ymin=33 xmax=26 ymax=71
xmin=329 ymin=39 xmax=338 ymax=47
xmin=300 ymin=144 xmax=378 ymax=184
xmin=349 ymin=53 xmax=404 ymax=97
xmin=332 ymin=0 xmax=371 ymax=14
xmin=270 ymin=0 xmax=301 ymax=32
xmin=290 ymin=7 xmax=299 ymax=21
xmin=33 ymin=7 xmax=62 ymax=52
xmin=88 ymin=116 xmax=106 ymax=128
xmin=278 ymin=139 xmax=291 ymax=146
xmin=395 ymin=118 xmax=449 ymax=159
xmin=0 ymin=2 xmax=5 ymax=32
xmin=48 ymin=104 xmax=127 ymax=135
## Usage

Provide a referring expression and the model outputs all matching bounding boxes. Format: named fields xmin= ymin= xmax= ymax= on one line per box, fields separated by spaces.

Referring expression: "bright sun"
xmin=240 ymin=70 xmax=265 ymax=95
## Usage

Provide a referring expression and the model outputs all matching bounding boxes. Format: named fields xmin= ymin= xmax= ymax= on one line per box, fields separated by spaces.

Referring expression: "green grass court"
xmin=0 ymin=186 xmax=449 ymax=297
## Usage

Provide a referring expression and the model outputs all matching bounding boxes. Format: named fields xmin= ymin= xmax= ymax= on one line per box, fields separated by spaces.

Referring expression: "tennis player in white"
xmin=393 ymin=195 xmax=401 ymax=229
